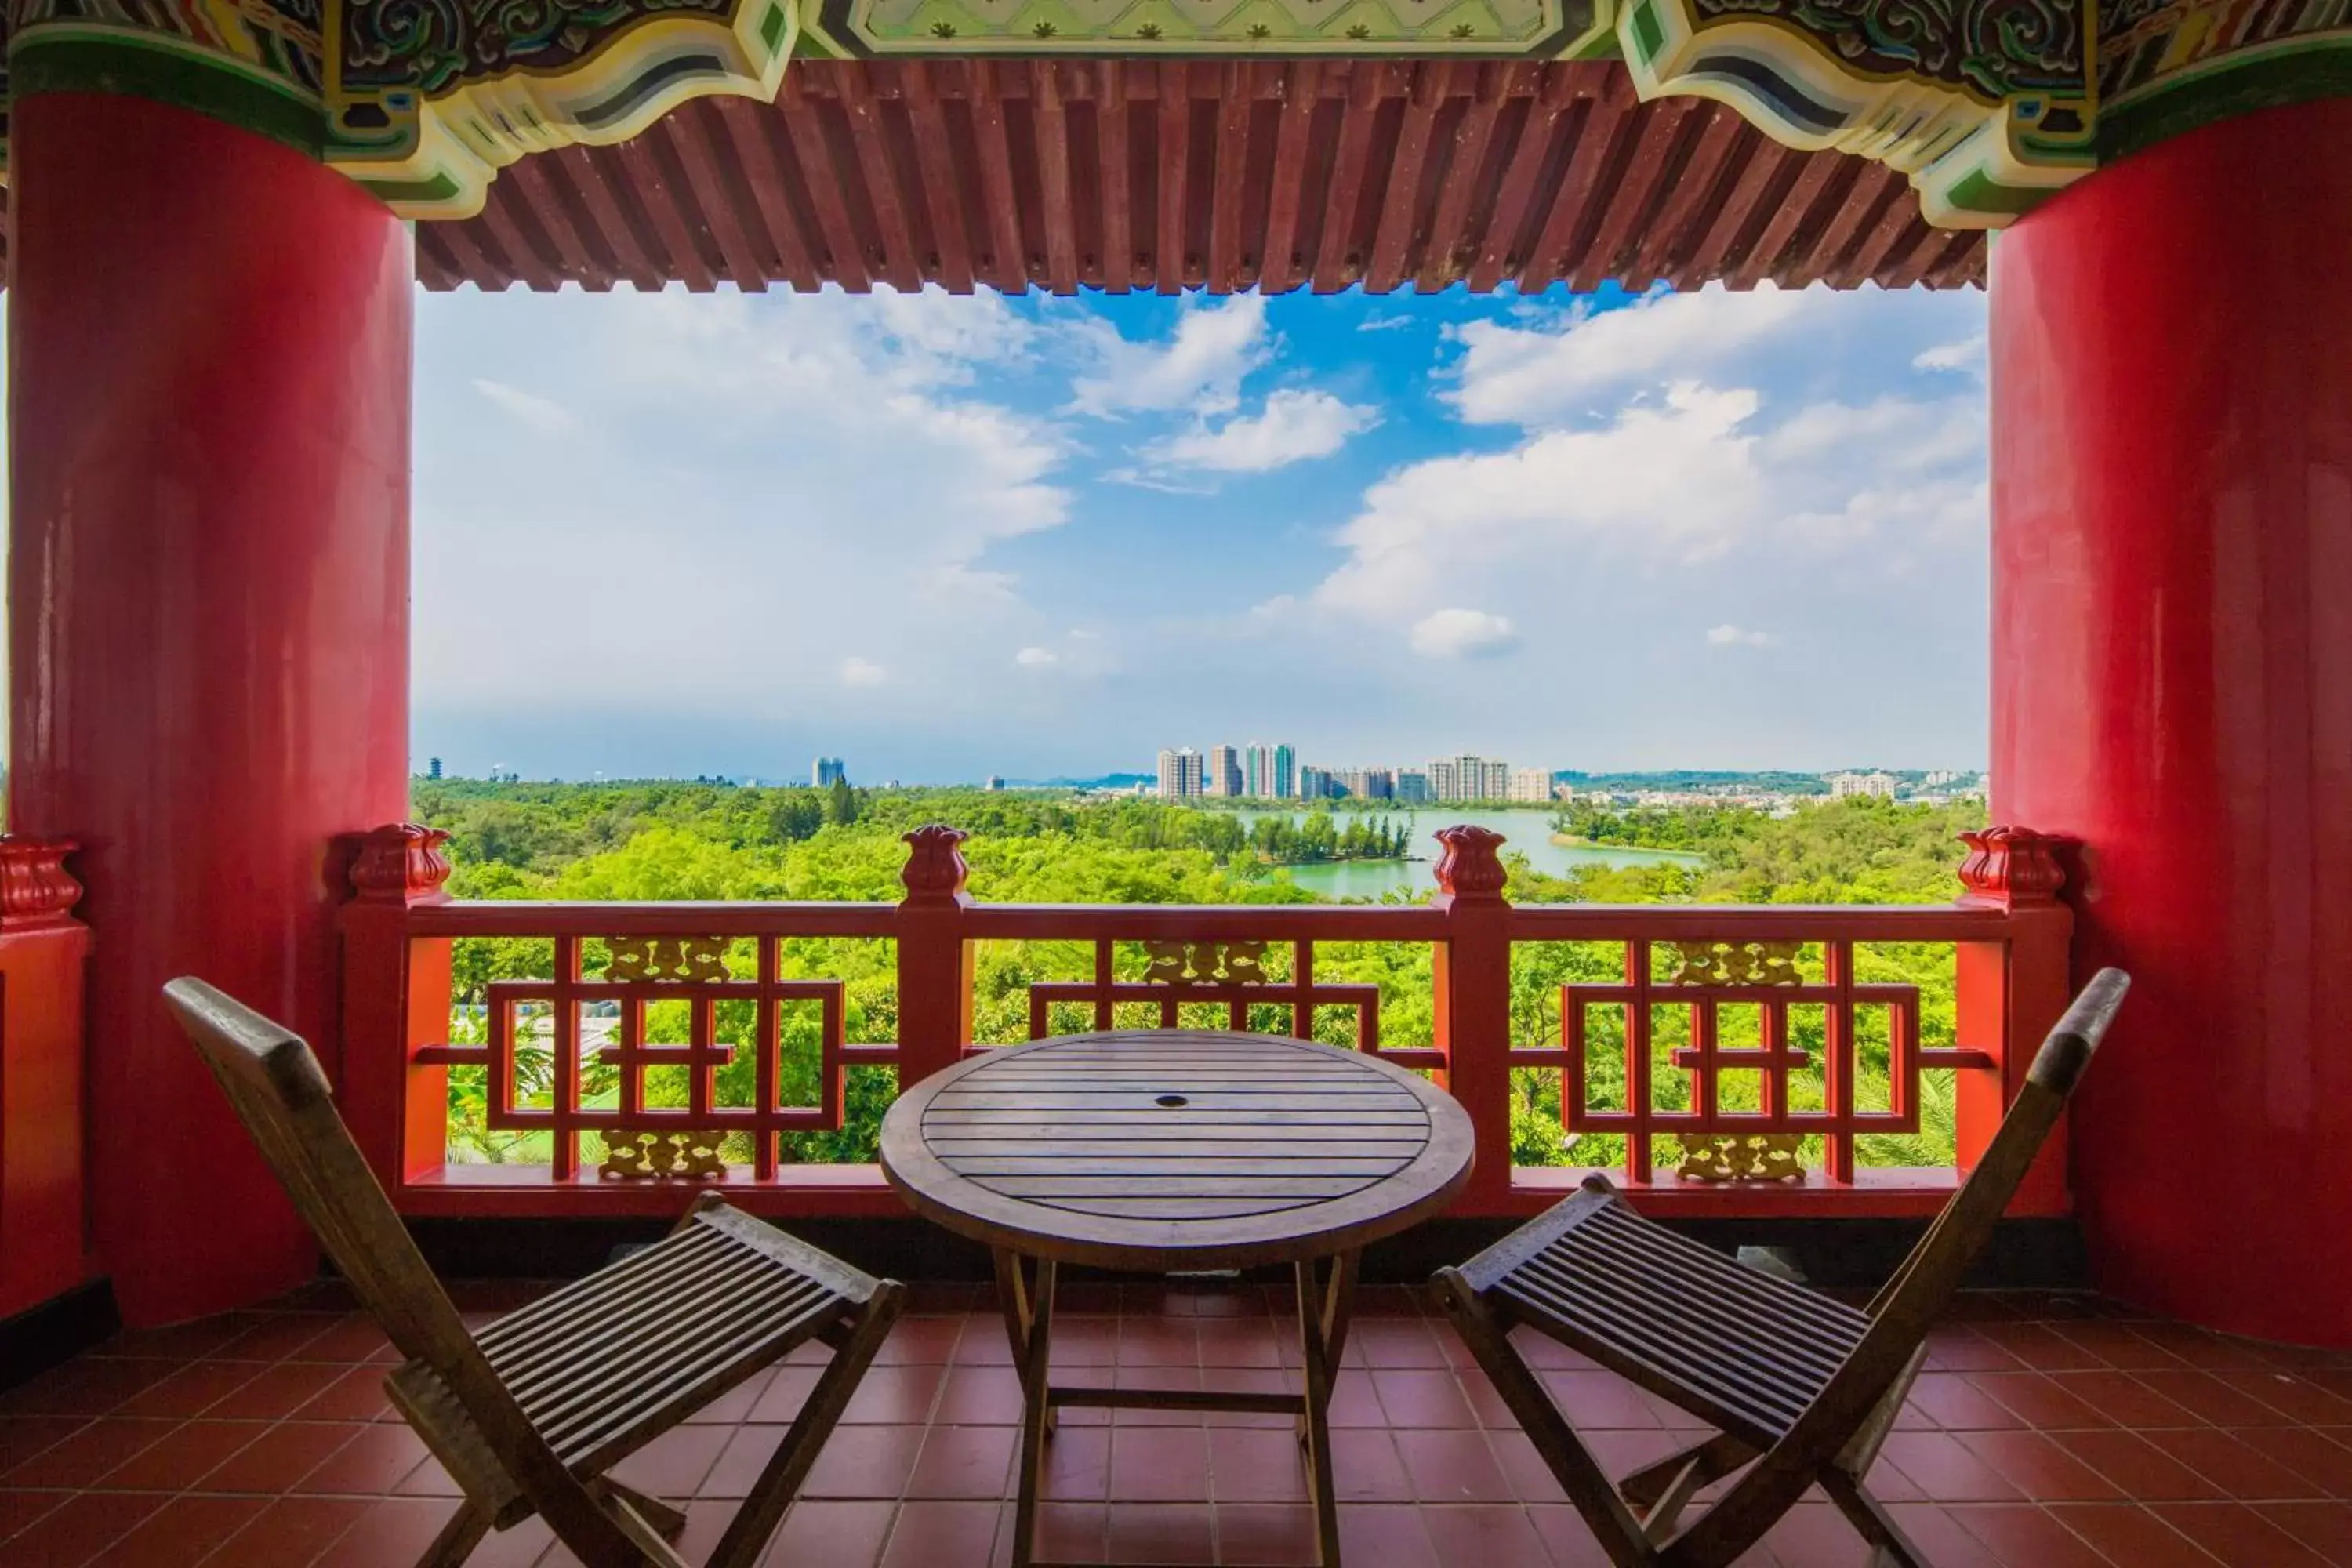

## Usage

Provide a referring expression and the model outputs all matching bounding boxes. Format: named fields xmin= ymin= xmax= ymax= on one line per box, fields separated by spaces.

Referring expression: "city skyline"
xmin=397 ymin=282 xmax=1994 ymax=782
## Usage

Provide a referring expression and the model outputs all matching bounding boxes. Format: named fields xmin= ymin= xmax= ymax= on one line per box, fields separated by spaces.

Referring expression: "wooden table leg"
xmin=1000 ymin=1249 xmax=1058 ymax=1568
xmin=1295 ymin=1250 xmax=1359 ymax=1568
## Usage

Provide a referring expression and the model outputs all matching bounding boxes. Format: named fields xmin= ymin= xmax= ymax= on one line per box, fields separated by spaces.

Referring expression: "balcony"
xmin=8 ymin=1276 xmax=2352 ymax=1566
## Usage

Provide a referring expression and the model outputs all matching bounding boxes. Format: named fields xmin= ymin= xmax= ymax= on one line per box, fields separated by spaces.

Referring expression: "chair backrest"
xmin=1675 ymin=967 xmax=2130 ymax=1560
xmin=164 ymin=977 xmax=484 ymax=1370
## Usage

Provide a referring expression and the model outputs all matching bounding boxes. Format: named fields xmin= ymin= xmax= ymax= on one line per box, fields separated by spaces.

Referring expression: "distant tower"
xmin=813 ymin=757 xmax=846 ymax=788
xmin=1157 ymin=748 xmax=1204 ymax=800
xmin=985 ymin=775 xmax=1006 ymax=792
xmin=1206 ymin=744 xmax=1243 ymax=797
xmin=1273 ymin=744 xmax=1297 ymax=800
xmin=426 ymin=757 xmax=443 ymax=781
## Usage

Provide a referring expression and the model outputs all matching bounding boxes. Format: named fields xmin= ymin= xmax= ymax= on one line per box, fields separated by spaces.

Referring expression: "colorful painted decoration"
xmin=1617 ymin=0 xmax=2094 ymax=225
xmin=796 ymin=0 xmax=1613 ymax=57
xmin=2099 ymin=0 xmax=2352 ymax=158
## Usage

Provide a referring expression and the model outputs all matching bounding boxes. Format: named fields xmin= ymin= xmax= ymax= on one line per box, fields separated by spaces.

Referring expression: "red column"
xmin=8 ymin=93 xmax=412 ymax=1325
xmin=1991 ymin=97 xmax=2352 ymax=1346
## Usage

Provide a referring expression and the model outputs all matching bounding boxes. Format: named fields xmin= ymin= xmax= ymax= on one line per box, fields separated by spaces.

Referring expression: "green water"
xmin=1227 ymin=805 xmax=1701 ymax=899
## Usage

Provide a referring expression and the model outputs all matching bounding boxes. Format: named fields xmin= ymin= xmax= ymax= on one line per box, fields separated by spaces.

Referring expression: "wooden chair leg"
xmin=1619 ymin=1431 xmax=1755 ymax=1512
xmin=597 ymin=1476 xmax=688 ymax=1538
xmin=1820 ymin=1467 xmax=1929 ymax=1568
xmin=705 ymin=1283 xmax=906 ymax=1568
xmin=415 ymin=1502 xmax=490 ymax=1568
xmin=1433 ymin=1269 xmax=1657 ymax=1568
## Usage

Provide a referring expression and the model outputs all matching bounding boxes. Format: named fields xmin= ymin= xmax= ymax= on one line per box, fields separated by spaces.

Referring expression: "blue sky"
xmin=413 ymin=279 xmax=1990 ymax=783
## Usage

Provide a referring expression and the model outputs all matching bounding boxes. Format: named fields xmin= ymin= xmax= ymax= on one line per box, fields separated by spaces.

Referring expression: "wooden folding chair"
xmin=165 ymin=976 xmax=905 ymax=1568
xmin=1435 ymin=967 xmax=2129 ymax=1568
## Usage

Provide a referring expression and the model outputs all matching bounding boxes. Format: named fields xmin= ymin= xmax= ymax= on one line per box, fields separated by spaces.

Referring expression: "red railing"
xmin=337 ymin=822 xmax=2075 ymax=1221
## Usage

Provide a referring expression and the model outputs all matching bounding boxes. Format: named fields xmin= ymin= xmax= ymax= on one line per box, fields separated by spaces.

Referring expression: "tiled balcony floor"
xmin=5 ymin=1279 xmax=2352 ymax=1567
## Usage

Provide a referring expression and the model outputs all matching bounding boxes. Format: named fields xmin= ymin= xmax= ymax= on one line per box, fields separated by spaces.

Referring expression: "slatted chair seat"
xmin=167 ymin=977 xmax=903 ymax=1568
xmin=1476 ymin=1193 xmax=1871 ymax=1446
xmin=1436 ymin=969 xmax=2130 ymax=1568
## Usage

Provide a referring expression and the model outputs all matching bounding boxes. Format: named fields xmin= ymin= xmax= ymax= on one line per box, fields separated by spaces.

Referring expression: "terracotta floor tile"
xmin=2 ymin=1417 xmax=179 ymax=1490
xmin=935 ymin=1366 xmax=1026 ymax=1425
xmin=1206 ymin=1427 xmax=1308 ymax=1504
xmin=2045 ymin=1503 xmax=2224 ymax=1567
xmin=681 ymin=1367 xmax=775 ymax=1427
xmin=2217 ymin=1368 xmax=2352 ymax=1427
xmin=291 ymin=1424 xmax=433 ymax=1495
xmin=2259 ymin=1501 xmax=2352 ymax=1565
xmin=1486 ymin=1428 xmax=1570 ymax=1505
xmin=1944 ymin=1502 xmax=2116 ymax=1567
xmin=288 ymin=1319 xmax=396 ymax=1365
xmin=1908 ymin=1374 xmax=2032 ymax=1431
xmin=1194 ymin=1319 xmax=1283 ymax=1370
xmin=93 ymin=1317 xmax=258 ymax=1363
xmin=111 ymin=1362 xmax=267 ymax=1421
xmin=2164 ymin=1425 xmax=2332 ymax=1501
xmin=804 ymin=1425 xmax=927 ymax=1500
xmin=1118 ymin=1320 xmax=1203 ymax=1369
xmin=761 ymin=1500 xmax=895 ymax=1568
xmin=2129 ymin=1369 xmax=2295 ymax=1426
xmin=1113 ymin=1366 xmax=1207 ymax=1427
xmin=878 ymin=1318 xmax=964 ymax=1366
xmin=839 ymin=1365 xmax=945 ymax=1428
xmin=93 ymin=1420 xmax=263 ymax=1493
xmin=1107 ymin=1502 xmax=1217 ymax=1564
xmin=2127 ymin=1325 xmax=2276 ymax=1372
xmin=0 ymin=1417 xmax=89 ymax=1476
xmin=748 ymin=1365 xmax=821 ymax=1424
xmin=0 ymin=1489 xmax=169 ymax=1566
xmin=1975 ymin=1323 xmax=2114 ymax=1373
xmin=1415 ymin=1504 xmax=1555 ymax=1568
xmin=198 ymin=1495 xmax=374 ymax=1568
xmin=1040 ymin=1426 xmax=1112 ymax=1501
xmin=1050 ymin=1319 xmax=1120 ymax=1368
xmin=1328 ymin=1429 xmax=1412 ymax=1504
xmin=1526 ymin=1503 xmax=1618 ymax=1567
xmin=1203 ymin=1369 xmax=1301 ymax=1429
xmin=1333 ymin=1504 xmax=1437 ymax=1568
xmin=1923 ymin=1328 xmax=2028 ymax=1374
xmin=881 ymin=1499 xmax=1001 ymax=1568
xmin=308 ymin=1497 xmax=468 ymax=1568
xmin=1370 ymin=1370 xmax=1477 ymax=1429
xmin=210 ymin=1316 xmax=341 ymax=1364
xmin=2049 ymin=1428 xmax=2227 ymax=1502
xmin=1029 ymin=1502 xmax=1109 ymax=1563
xmin=1214 ymin=1502 xmax=1318 ymax=1565
xmin=2039 ymin=1370 xmax=2205 ymax=1430
xmin=909 ymin=1426 xmax=1018 ymax=1501
xmin=603 ymin=1422 xmax=731 ymax=1501
xmin=203 ymin=1363 xmax=350 ymax=1423
xmin=97 ymin=1494 xmax=270 ymax=1568
xmin=195 ymin=1423 xmax=369 ymax=1495
xmin=0 ymin=1489 xmax=67 ymax=1544
xmin=697 ymin=1423 xmax=788 ymax=1499
xmin=2238 ymin=1425 xmax=2352 ymax=1499
xmin=1969 ymin=1371 xmax=2121 ymax=1431
xmin=1326 ymin=1373 xmax=1385 ymax=1430
xmin=1352 ymin=1321 xmax=1449 ymax=1370
xmin=1753 ymin=1501 xmax=1879 ymax=1566
xmin=1394 ymin=1428 xmax=1513 ymax=1504
xmin=1537 ymin=1371 xmax=1661 ymax=1431
xmin=1953 ymin=1429 xmax=2127 ymax=1501
xmin=1506 ymin=1330 xmax=1595 ymax=1373
xmin=1878 ymin=1432 xmax=2028 ymax=1503
xmin=0 ymin=1359 xmax=169 ymax=1420
xmin=1109 ymin=1426 xmax=1210 ymax=1501
xmin=1882 ymin=1504 xmax=2005 ymax=1566
xmin=2048 ymin=1322 xmax=2195 ymax=1372
xmin=2151 ymin=1501 xmax=2338 ymax=1566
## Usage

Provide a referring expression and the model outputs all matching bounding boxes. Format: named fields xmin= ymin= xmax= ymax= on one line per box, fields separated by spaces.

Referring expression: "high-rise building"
xmin=1338 ymin=768 xmax=1395 ymax=800
xmin=985 ymin=775 xmax=1006 ymax=792
xmin=1298 ymin=766 xmax=1335 ymax=800
xmin=1396 ymin=770 xmax=1432 ymax=804
xmin=1509 ymin=768 xmax=1552 ymax=802
xmin=813 ymin=757 xmax=846 ymax=788
xmin=1158 ymin=748 xmax=1204 ymax=799
xmin=1828 ymin=770 xmax=1899 ymax=799
xmin=426 ymin=757 xmax=443 ymax=781
xmin=1427 ymin=755 xmax=1510 ymax=801
xmin=1207 ymin=744 xmax=1243 ymax=797
xmin=1427 ymin=759 xmax=1459 ymax=801
xmin=1482 ymin=759 xmax=1512 ymax=800
xmin=1273 ymin=744 xmax=1297 ymax=800
xmin=1244 ymin=743 xmax=1272 ymax=799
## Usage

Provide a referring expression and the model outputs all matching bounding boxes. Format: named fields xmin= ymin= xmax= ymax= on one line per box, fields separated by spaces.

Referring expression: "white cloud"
xmin=1357 ymin=314 xmax=1415 ymax=333
xmin=1014 ymin=646 xmax=1058 ymax=668
xmin=1707 ymin=624 xmax=1782 ymax=648
xmin=1069 ymin=296 xmax=1269 ymax=416
xmin=1142 ymin=389 xmax=1380 ymax=474
xmin=1913 ymin=333 xmax=1987 ymax=373
xmin=1446 ymin=283 xmax=1824 ymax=427
xmin=839 ymin=657 xmax=888 ymax=687
xmin=1409 ymin=608 xmax=1521 ymax=659
xmin=472 ymin=378 xmax=575 ymax=434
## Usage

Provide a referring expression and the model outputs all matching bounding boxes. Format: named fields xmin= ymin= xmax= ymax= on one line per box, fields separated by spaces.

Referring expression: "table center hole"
xmin=1155 ymin=1094 xmax=1189 ymax=1109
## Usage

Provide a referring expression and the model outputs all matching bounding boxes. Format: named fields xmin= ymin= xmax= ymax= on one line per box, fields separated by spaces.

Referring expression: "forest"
xmin=410 ymin=779 xmax=1993 ymax=1177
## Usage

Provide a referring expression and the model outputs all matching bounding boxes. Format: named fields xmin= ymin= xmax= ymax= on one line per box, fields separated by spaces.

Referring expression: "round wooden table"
xmin=880 ymin=1030 xmax=1475 ymax=1568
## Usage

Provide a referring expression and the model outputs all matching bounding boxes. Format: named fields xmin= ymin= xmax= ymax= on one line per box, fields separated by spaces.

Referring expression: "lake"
xmin=1225 ymin=805 xmax=1701 ymax=899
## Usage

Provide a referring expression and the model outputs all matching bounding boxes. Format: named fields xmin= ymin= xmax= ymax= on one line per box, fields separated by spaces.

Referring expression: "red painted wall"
xmin=8 ymin=94 xmax=413 ymax=1325
xmin=1992 ymin=98 xmax=2352 ymax=1346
